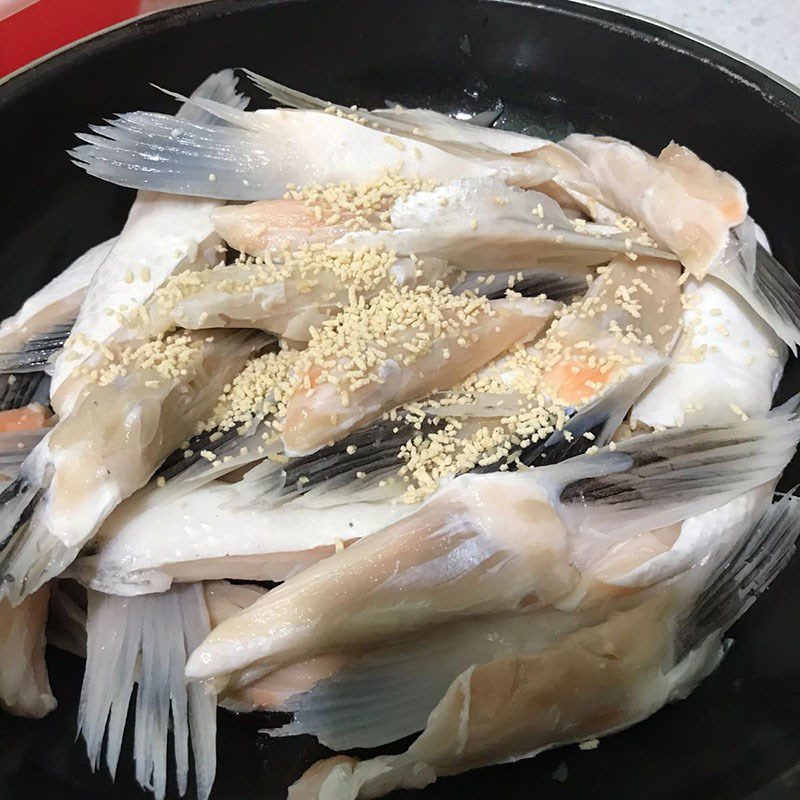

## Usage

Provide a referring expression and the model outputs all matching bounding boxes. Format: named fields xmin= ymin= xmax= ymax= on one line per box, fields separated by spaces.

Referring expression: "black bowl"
xmin=1 ymin=1 xmax=799 ymax=799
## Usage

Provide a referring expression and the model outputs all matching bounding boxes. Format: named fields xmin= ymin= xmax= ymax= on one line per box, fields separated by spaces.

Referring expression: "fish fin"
xmin=554 ymin=401 xmax=800 ymax=543
xmin=242 ymin=70 xmax=333 ymax=111
xmin=179 ymin=585 xmax=217 ymax=800
xmin=79 ymin=584 xmax=216 ymax=800
xmin=0 ymin=322 xmax=73 ymax=374
xmin=677 ymin=492 xmax=800 ymax=658
xmin=453 ymin=269 xmax=587 ymax=302
xmin=172 ymin=68 xmax=250 ymax=124
xmin=0 ymin=371 xmax=50 ymax=411
xmin=269 ymin=634 xmax=472 ymax=749
xmin=71 ymin=70 xmax=259 ymax=199
xmin=0 ymin=471 xmax=78 ymax=605
xmin=70 ymin=113 xmax=266 ymax=199
xmin=711 ymin=219 xmax=800 ymax=352
xmin=239 ymin=418 xmax=419 ymax=509
xmin=515 ymin=359 xmax=667 ymax=469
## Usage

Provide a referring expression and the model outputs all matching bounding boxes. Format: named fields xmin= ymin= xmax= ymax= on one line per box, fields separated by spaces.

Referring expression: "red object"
xmin=0 ymin=0 xmax=141 ymax=77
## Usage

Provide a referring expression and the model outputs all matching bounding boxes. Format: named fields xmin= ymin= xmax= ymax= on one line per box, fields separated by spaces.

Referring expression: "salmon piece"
xmin=0 ymin=403 xmax=51 ymax=433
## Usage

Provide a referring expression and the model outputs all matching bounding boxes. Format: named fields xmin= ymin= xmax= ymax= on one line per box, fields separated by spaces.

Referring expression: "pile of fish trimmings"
xmin=0 ymin=69 xmax=799 ymax=800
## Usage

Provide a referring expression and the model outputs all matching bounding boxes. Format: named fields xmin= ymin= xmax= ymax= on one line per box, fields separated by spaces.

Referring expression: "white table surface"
xmin=607 ymin=0 xmax=799 ymax=88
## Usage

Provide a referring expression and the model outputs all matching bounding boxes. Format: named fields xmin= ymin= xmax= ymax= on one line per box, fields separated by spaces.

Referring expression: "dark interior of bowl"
xmin=1 ymin=1 xmax=799 ymax=798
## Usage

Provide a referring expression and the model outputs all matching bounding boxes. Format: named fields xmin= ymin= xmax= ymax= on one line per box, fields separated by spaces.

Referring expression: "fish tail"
xmin=0 ymin=321 xmax=73 ymax=375
xmin=70 ymin=68 xmax=261 ymax=199
xmin=237 ymin=417 xmax=418 ymax=510
xmin=0 ymin=472 xmax=74 ymax=605
xmin=70 ymin=114 xmax=267 ymax=199
xmin=80 ymin=584 xmax=216 ymax=800
xmin=712 ymin=220 xmax=800 ymax=353
xmin=552 ymin=397 xmax=800 ymax=540
xmin=677 ymin=491 xmax=800 ymax=658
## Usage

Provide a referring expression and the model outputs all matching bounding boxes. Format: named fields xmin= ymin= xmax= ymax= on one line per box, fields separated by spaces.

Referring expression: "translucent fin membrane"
xmin=71 ymin=69 xmax=251 ymax=198
xmin=79 ymin=584 xmax=216 ymax=800
xmin=0 ymin=372 xmax=49 ymax=412
xmin=711 ymin=220 xmax=800 ymax=352
xmin=174 ymin=69 xmax=250 ymax=125
xmin=269 ymin=605 xmax=604 ymax=750
xmin=556 ymin=398 xmax=800 ymax=542
xmin=71 ymin=114 xmax=270 ymax=199
xmin=678 ymin=492 xmax=800 ymax=658
xmin=0 ymin=321 xmax=73 ymax=374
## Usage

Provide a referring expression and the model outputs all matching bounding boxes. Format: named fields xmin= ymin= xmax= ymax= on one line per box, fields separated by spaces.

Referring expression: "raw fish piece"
xmin=554 ymin=135 xmax=800 ymax=349
xmin=265 ymin=486 xmax=771 ymax=746
xmin=0 ymin=329 xmax=267 ymax=604
xmin=287 ymin=493 xmax=800 ymax=800
xmin=631 ymin=275 xmax=786 ymax=427
xmin=560 ymin=135 xmax=747 ymax=277
xmin=281 ymin=291 xmax=558 ymax=455
xmin=339 ymin=176 xmax=672 ymax=272
xmin=186 ymin=404 xmax=800 ymax=682
xmin=71 ymin=104 xmax=526 ymax=201
xmin=70 ymin=480 xmax=413 ymax=596
xmin=0 ymin=585 xmax=55 ymax=718
xmin=53 ymin=70 xmax=249 ymax=416
xmin=142 ymin=251 xmax=453 ymax=343
xmin=245 ymin=254 xmax=680 ymax=508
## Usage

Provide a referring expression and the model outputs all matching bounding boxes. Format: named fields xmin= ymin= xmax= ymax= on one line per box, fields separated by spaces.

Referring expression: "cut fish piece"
xmin=239 ymin=255 xmax=680 ymax=509
xmin=0 ymin=585 xmax=55 ymax=718
xmin=268 ymin=602 xmax=610 ymax=748
xmin=0 ymin=329 xmax=267 ymax=604
xmin=142 ymin=250 xmax=452 ymax=342
xmin=339 ymin=176 xmax=673 ymax=272
xmin=70 ymin=478 xmax=413 ymax=596
xmin=287 ymin=494 xmax=800 ymax=800
xmin=281 ymin=289 xmax=558 ymax=455
xmin=71 ymin=104 xmax=520 ymax=201
xmin=53 ymin=69 xmax=249 ymax=416
xmin=560 ymin=135 xmax=747 ymax=277
xmin=632 ymin=275 xmax=786 ymax=428
xmin=550 ymin=136 xmax=800 ymax=348
xmin=186 ymin=405 xmax=799 ymax=682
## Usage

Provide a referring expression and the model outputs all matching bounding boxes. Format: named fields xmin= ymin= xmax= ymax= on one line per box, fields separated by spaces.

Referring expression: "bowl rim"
xmin=1 ymin=0 xmax=798 ymax=111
